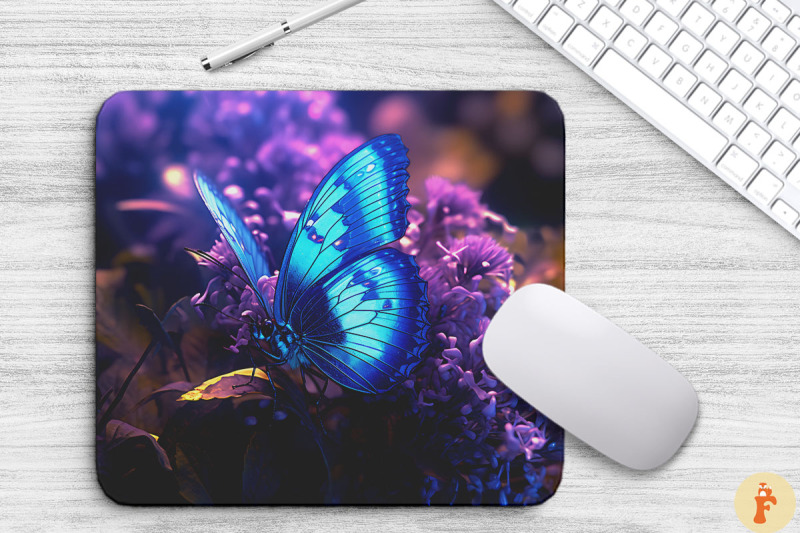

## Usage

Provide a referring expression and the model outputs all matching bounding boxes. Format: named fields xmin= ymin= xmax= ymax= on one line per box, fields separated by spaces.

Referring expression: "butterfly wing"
xmin=194 ymin=172 xmax=271 ymax=310
xmin=274 ymin=134 xmax=412 ymax=325
xmin=293 ymin=248 xmax=429 ymax=393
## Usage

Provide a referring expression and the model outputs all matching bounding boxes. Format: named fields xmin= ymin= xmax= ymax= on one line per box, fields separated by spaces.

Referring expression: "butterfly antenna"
xmin=185 ymin=247 xmax=252 ymax=289
xmin=186 ymin=247 xmax=272 ymax=317
xmin=193 ymin=301 xmax=251 ymax=325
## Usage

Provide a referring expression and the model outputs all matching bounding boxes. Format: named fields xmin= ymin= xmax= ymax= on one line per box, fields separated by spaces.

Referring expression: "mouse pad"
xmin=95 ymin=91 xmax=565 ymax=505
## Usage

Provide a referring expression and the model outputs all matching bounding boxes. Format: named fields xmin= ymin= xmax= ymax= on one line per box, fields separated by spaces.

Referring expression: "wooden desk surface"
xmin=1 ymin=0 xmax=798 ymax=530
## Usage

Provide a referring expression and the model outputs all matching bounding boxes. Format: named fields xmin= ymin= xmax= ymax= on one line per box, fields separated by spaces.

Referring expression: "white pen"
xmin=201 ymin=0 xmax=367 ymax=71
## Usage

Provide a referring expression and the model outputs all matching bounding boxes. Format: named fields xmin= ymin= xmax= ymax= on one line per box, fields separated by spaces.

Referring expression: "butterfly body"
xmin=194 ymin=134 xmax=430 ymax=394
xmin=265 ymin=323 xmax=307 ymax=370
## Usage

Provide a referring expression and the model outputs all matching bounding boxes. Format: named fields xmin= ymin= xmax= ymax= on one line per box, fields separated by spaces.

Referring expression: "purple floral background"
xmin=96 ymin=91 xmax=565 ymax=505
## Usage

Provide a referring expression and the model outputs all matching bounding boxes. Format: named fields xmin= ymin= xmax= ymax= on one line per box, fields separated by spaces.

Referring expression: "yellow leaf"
xmin=178 ymin=368 xmax=271 ymax=402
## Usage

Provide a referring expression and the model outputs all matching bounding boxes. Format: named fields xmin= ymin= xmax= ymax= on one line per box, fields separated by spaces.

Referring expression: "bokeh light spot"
xmin=223 ymin=184 xmax=244 ymax=201
xmin=162 ymin=164 xmax=192 ymax=197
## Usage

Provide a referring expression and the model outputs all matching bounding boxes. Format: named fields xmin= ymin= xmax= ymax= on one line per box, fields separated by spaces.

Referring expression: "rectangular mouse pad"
xmin=95 ymin=91 xmax=565 ymax=505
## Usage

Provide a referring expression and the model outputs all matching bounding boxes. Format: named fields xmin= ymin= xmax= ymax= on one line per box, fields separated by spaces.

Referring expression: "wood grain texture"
xmin=1 ymin=0 xmax=799 ymax=530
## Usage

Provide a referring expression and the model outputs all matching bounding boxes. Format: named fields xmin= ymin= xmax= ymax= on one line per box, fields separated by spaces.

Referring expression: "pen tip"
xmin=201 ymin=57 xmax=211 ymax=71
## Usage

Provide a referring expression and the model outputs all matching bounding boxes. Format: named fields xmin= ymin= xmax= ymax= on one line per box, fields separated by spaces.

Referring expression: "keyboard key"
xmin=538 ymin=6 xmax=575 ymax=42
xmin=682 ymin=3 xmax=715 ymax=36
xmin=736 ymin=7 xmax=771 ymax=42
xmin=763 ymin=141 xmax=795 ymax=173
xmin=771 ymin=199 xmax=799 ymax=225
xmin=785 ymin=49 xmax=800 ymax=78
xmin=565 ymin=0 xmax=599 ymax=20
xmin=719 ymin=69 xmax=752 ymax=103
xmin=743 ymin=89 xmax=777 ymax=121
xmin=706 ymin=21 xmax=738 ymax=55
xmin=762 ymin=0 xmax=791 ymax=23
xmin=639 ymin=44 xmax=672 ymax=77
xmin=615 ymin=25 xmax=648 ymax=58
xmin=620 ymin=0 xmax=654 ymax=25
xmin=788 ymin=163 xmax=800 ymax=188
xmin=730 ymin=41 xmax=764 ymax=75
xmin=768 ymin=109 xmax=800 ymax=142
xmin=564 ymin=26 xmax=605 ymax=65
xmin=645 ymin=12 xmax=678 ymax=45
xmin=748 ymin=169 xmax=783 ymax=204
xmin=787 ymin=16 xmax=800 ymax=39
xmin=762 ymin=27 xmax=796 ymax=61
xmin=594 ymin=49 xmax=727 ymax=161
xmin=694 ymin=50 xmax=727 ymax=84
xmin=738 ymin=122 xmax=770 ymax=154
xmin=780 ymin=80 xmax=800 ymax=115
xmin=664 ymin=64 xmax=697 ymax=97
xmin=514 ymin=0 xmax=549 ymax=22
xmin=590 ymin=6 xmax=624 ymax=39
xmin=713 ymin=103 xmax=746 ymax=134
xmin=656 ymin=0 xmax=689 ymax=17
xmin=718 ymin=145 xmax=758 ymax=184
xmin=670 ymin=31 xmax=703 ymax=64
xmin=756 ymin=61 xmax=790 ymax=94
xmin=688 ymin=83 xmax=722 ymax=115
xmin=711 ymin=0 xmax=745 ymax=22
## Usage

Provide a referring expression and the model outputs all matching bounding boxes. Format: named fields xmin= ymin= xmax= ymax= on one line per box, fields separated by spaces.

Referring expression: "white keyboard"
xmin=496 ymin=0 xmax=800 ymax=240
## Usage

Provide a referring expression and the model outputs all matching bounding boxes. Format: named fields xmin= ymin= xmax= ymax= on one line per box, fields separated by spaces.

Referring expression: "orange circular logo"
xmin=734 ymin=473 xmax=796 ymax=532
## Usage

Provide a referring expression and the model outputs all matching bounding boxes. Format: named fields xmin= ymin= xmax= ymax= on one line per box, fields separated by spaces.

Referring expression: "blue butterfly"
xmin=194 ymin=134 xmax=431 ymax=394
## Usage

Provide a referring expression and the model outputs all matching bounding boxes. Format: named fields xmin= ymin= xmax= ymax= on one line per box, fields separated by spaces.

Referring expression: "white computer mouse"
xmin=483 ymin=284 xmax=698 ymax=470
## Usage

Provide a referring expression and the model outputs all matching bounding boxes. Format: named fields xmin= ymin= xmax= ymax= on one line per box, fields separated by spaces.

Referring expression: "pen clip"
xmin=210 ymin=19 xmax=288 ymax=70
xmin=229 ymin=43 xmax=275 ymax=66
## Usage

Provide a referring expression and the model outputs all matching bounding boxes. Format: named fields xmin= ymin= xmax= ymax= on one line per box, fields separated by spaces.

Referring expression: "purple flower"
xmin=182 ymin=91 xmax=363 ymax=210
xmin=425 ymin=176 xmax=485 ymax=228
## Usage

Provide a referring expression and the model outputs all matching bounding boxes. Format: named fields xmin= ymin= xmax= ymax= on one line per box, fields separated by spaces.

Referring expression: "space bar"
xmin=594 ymin=50 xmax=727 ymax=163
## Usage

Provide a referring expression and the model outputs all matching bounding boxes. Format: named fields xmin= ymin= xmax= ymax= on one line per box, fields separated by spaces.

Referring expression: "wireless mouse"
xmin=482 ymin=284 xmax=698 ymax=470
